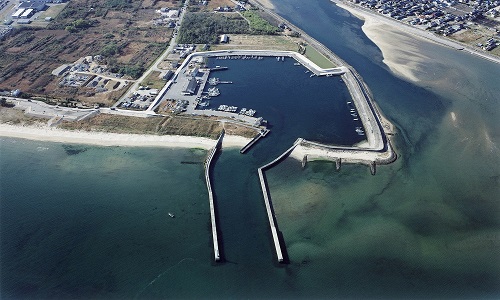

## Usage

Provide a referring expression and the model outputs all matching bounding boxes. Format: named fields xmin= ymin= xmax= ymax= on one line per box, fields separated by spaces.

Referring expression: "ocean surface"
xmin=1 ymin=0 xmax=499 ymax=298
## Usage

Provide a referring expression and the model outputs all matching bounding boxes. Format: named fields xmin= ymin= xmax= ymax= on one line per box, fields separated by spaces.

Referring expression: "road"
xmin=116 ymin=0 xmax=191 ymax=106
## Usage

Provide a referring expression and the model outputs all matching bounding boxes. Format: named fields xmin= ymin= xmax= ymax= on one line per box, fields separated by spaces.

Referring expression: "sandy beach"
xmin=252 ymin=0 xmax=275 ymax=10
xmin=0 ymin=123 xmax=250 ymax=149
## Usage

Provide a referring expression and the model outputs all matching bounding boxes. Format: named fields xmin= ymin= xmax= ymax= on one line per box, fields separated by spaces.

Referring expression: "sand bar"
xmin=0 ymin=123 xmax=250 ymax=149
xmin=332 ymin=0 xmax=500 ymax=66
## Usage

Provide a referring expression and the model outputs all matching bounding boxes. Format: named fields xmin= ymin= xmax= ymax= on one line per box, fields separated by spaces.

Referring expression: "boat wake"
xmin=134 ymin=257 xmax=196 ymax=298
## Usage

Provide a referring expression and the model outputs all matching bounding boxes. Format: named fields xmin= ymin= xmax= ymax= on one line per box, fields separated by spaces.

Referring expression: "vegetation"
xmin=60 ymin=114 xmax=225 ymax=138
xmin=105 ymin=0 xmax=133 ymax=9
xmin=141 ymin=71 xmax=165 ymax=89
xmin=177 ymin=12 xmax=250 ymax=44
xmin=65 ymin=19 xmax=95 ymax=33
xmin=0 ymin=98 xmax=14 ymax=108
xmin=241 ymin=10 xmax=280 ymax=35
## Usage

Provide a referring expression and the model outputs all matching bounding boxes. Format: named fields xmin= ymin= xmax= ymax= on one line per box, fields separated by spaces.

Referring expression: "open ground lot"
xmin=0 ymin=0 xmax=177 ymax=106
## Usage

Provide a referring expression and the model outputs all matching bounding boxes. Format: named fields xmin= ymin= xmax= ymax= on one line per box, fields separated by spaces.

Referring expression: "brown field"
xmin=59 ymin=113 xmax=227 ymax=138
xmin=0 ymin=107 xmax=43 ymax=126
xmin=141 ymin=0 xmax=183 ymax=9
xmin=210 ymin=34 xmax=301 ymax=51
xmin=60 ymin=114 xmax=161 ymax=134
xmin=0 ymin=0 xmax=173 ymax=105
xmin=223 ymin=123 xmax=259 ymax=138
xmin=141 ymin=71 xmax=167 ymax=89
xmin=189 ymin=0 xmax=235 ymax=12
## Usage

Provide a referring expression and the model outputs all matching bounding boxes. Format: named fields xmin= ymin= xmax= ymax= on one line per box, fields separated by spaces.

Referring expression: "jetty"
xmin=204 ymin=130 xmax=225 ymax=262
xmin=257 ymin=138 xmax=303 ymax=263
xmin=240 ymin=129 xmax=269 ymax=154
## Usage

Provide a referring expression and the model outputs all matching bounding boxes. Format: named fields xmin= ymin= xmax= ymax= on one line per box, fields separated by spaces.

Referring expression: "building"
xmin=166 ymin=10 xmax=179 ymax=18
xmin=17 ymin=19 xmax=32 ymax=24
xmin=220 ymin=34 xmax=229 ymax=43
xmin=190 ymin=67 xmax=199 ymax=77
xmin=183 ymin=78 xmax=198 ymax=95
xmin=19 ymin=0 xmax=47 ymax=12
xmin=12 ymin=8 xmax=25 ymax=18
xmin=161 ymin=70 xmax=173 ymax=81
xmin=20 ymin=8 xmax=34 ymax=18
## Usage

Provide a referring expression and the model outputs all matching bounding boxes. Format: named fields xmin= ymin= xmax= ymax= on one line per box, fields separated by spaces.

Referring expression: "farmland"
xmin=0 ymin=0 xmax=178 ymax=106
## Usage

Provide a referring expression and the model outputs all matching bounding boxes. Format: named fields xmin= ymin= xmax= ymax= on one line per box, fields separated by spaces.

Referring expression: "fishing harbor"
xmin=157 ymin=50 xmax=350 ymax=132
xmin=154 ymin=49 xmax=396 ymax=263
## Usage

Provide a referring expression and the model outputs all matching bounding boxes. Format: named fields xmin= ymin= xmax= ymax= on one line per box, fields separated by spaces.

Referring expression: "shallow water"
xmin=266 ymin=0 xmax=500 ymax=297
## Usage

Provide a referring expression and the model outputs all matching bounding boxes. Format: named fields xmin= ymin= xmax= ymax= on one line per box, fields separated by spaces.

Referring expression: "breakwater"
xmin=204 ymin=130 xmax=225 ymax=262
xmin=257 ymin=138 xmax=303 ymax=263
xmin=240 ymin=129 xmax=269 ymax=154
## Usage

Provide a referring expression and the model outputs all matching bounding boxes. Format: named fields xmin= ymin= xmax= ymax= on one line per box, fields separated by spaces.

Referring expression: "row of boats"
xmin=207 ymin=87 xmax=220 ymax=96
xmin=216 ymin=55 xmax=264 ymax=60
xmin=216 ymin=105 xmax=257 ymax=116
xmin=240 ymin=108 xmax=256 ymax=117
xmin=347 ymin=101 xmax=365 ymax=136
xmin=208 ymin=77 xmax=233 ymax=86
xmin=217 ymin=105 xmax=237 ymax=112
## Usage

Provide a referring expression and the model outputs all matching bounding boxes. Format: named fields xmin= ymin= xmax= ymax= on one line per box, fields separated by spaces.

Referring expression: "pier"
xmin=240 ymin=129 xmax=269 ymax=154
xmin=258 ymin=138 xmax=302 ymax=263
xmin=204 ymin=130 xmax=224 ymax=262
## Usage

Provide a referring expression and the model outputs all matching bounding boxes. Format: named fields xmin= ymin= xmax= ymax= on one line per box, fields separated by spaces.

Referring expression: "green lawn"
xmin=304 ymin=45 xmax=336 ymax=68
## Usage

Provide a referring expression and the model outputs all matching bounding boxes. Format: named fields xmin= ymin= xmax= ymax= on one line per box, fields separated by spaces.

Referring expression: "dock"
xmin=209 ymin=66 xmax=228 ymax=71
xmin=257 ymin=138 xmax=302 ymax=263
xmin=204 ymin=130 xmax=225 ymax=262
xmin=240 ymin=129 xmax=269 ymax=154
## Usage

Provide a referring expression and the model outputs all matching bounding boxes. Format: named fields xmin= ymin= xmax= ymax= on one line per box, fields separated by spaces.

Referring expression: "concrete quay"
xmin=185 ymin=49 xmax=348 ymax=77
xmin=204 ymin=130 xmax=225 ymax=262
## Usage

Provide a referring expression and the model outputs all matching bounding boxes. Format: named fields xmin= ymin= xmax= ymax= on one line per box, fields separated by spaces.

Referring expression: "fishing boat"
xmin=168 ymin=212 xmax=175 ymax=218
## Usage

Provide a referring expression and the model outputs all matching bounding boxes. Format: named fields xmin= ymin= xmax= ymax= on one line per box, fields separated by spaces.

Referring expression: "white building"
xmin=166 ymin=9 xmax=179 ymax=18
xmin=220 ymin=34 xmax=229 ymax=43
xmin=12 ymin=8 xmax=25 ymax=19
xmin=20 ymin=8 xmax=34 ymax=19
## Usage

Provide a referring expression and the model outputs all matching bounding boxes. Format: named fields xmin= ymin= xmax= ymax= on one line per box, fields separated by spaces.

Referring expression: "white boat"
xmin=168 ymin=212 xmax=175 ymax=218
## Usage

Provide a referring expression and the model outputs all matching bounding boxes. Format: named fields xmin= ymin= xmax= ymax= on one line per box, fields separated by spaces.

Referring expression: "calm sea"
xmin=1 ymin=0 xmax=499 ymax=298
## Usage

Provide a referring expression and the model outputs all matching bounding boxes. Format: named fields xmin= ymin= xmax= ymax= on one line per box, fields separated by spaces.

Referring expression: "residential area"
xmin=349 ymin=0 xmax=500 ymax=51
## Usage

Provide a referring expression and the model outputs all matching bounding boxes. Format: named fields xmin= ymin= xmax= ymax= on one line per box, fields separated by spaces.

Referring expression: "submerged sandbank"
xmin=0 ymin=123 xmax=250 ymax=149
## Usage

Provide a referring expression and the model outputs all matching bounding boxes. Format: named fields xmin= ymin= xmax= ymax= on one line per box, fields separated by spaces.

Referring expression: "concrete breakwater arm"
xmin=257 ymin=139 xmax=302 ymax=263
xmin=204 ymin=130 xmax=225 ymax=262
xmin=240 ymin=129 xmax=269 ymax=154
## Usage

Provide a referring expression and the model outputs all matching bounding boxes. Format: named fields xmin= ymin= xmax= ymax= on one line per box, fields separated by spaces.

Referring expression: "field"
xmin=0 ymin=0 xmax=177 ymax=106
xmin=188 ymin=0 xmax=235 ymax=12
xmin=141 ymin=71 xmax=166 ymax=90
xmin=304 ymin=45 xmax=336 ymax=68
xmin=56 ymin=111 xmax=258 ymax=138
xmin=211 ymin=34 xmax=301 ymax=51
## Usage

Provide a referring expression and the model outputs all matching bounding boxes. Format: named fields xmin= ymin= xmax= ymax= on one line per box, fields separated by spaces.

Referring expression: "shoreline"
xmin=332 ymin=0 xmax=500 ymax=66
xmin=0 ymin=123 xmax=250 ymax=150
